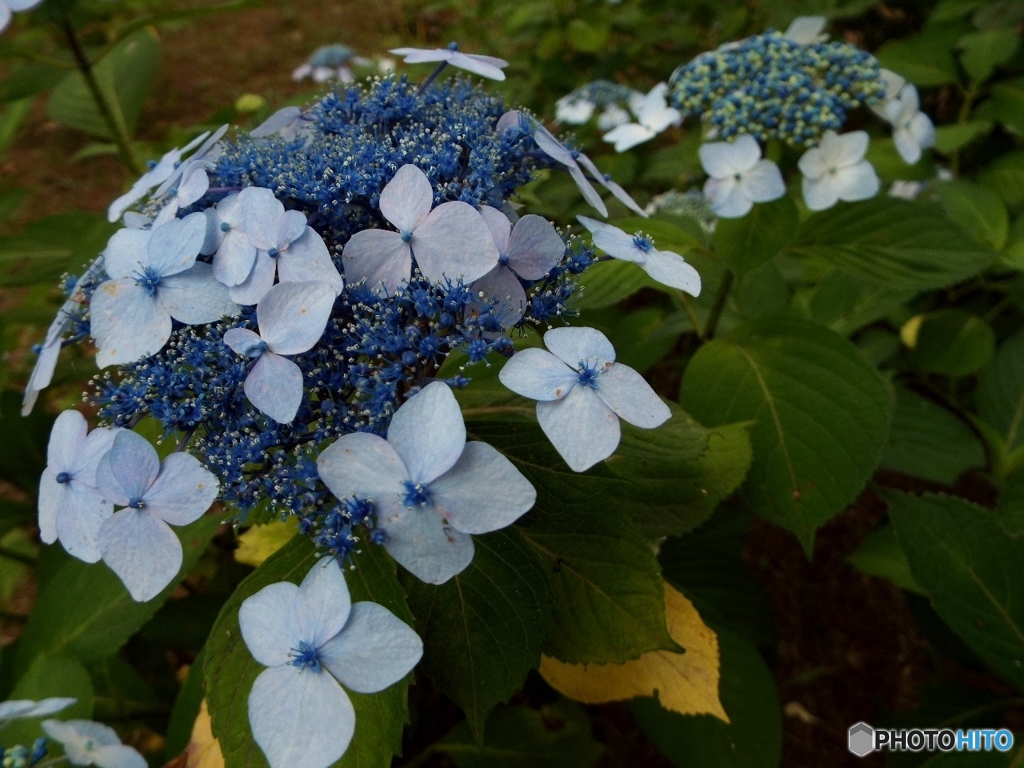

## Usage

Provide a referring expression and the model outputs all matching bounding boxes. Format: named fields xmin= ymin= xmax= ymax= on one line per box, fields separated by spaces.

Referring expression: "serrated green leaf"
xmin=204 ymin=537 xmax=412 ymax=768
xmin=786 ymin=198 xmax=994 ymax=291
xmin=928 ymin=180 xmax=1009 ymax=249
xmin=404 ymin=529 xmax=552 ymax=743
xmin=912 ymin=309 xmax=996 ymax=377
xmin=806 ymin=270 xmax=915 ymax=337
xmin=888 ymin=491 xmax=1024 ymax=691
xmin=847 ymin=523 xmax=923 ymax=593
xmin=958 ymin=28 xmax=1020 ymax=83
xmin=576 ymin=259 xmax=662 ymax=310
xmin=15 ymin=515 xmax=221 ymax=674
xmin=679 ymin=317 xmax=892 ymax=553
xmin=978 ymin=329 xmax=1024 ymax=451
xmin=713 ymin=196 xmax=798 ymax=274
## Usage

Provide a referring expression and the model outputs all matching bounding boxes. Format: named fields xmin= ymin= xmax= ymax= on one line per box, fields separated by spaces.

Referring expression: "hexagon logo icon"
xmin=848 ymin=722 xmax=875 ymax=757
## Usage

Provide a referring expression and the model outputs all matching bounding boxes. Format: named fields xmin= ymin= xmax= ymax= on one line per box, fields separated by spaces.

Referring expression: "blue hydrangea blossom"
xmin=390 ymin=43 xmax=508 ymax=81
xmin=41 ymin=719 xmax=145 ymax=768
xmin=699 ymin=134 xmax=786 ymax=218
xmin=316 ymin=382 xmax=536 ymax=584
xmin=499 ymin=327 xmax=671 ymax=471
xmin=602 ymin=83 xmax=681 ymax=152
xmin=239 ymin=558 xmax=422 ymax=768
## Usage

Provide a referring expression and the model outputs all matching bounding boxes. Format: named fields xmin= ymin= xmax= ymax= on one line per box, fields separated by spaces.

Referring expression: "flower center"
xmin=400 ymin=230 xmax=413 ymax=244
xmin=402 ymin=480 xmax=432 ymax=507
xmin=245 ymin=340 xmax=270 ymax=358
xmin=828 ymin=165 xmax=838 ymax=175
xmin=56 ymin=472 xmax=71 ymax=484
xmin=268 ymin=247 xmax=280 ymax=259
xmin=632 ymin=234 xmax=654 ymax=253
xmin=84 ymin=740 xmax=95 ymax=751
xmin=128 ymin=497 xmax=146 ymax=510
xmin=220 ymin=222 xmax=231 ymax=232
xmin=576 ymin=362 xmax=601 ymax=389
xmin=447 ymin=41 xmax=459 ymax=51
xmin=288 ymin=641 xmax=322 ymax=673
xmin=734 ymin=172 xmax=743 ymax=181
xmin=134 ymin=266 xmax=162 ymax=296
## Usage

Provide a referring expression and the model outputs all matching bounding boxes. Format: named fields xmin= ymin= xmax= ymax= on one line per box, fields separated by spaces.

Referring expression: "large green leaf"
xmin=679 ymin=317 xmax=892 ymax=553
xmin=928 ymin=180 xmax=1009 ymax=250
xmin=785 ymin=198 xmax=994 ymax=291
xmin=979 ymin=151 xmax=1024 ymax=208
xmin=958 ymin=28 xmax=1020 ymax=83
xmin=576 ymin=259 xmax=661 ymax=310
xmin=888 ymin=492 xmax=1024 ymax=691
xmin=977 ymin=329 xmax=1024 ymax=451
xmin=713 ymin=196 xmax=798 ymax=275
xmin=805 ymin=270 xmax=915 ymax=337
xmin=15 ymin=514 xmax=221 ymax=674
xmin=990 ymin=76 xmax=1024 ymax=134
xmin=47 ymin=29 xmax=160 ymax=139
xmin=403 ymin=528 xmax=552 ymax=743
xmin=204 ymin=537 xmax=413 ymax=768
xmin=846 ymin=523 xmax=923 ymax=594
xmin=876 ymin=27 xmax=962 ymax=85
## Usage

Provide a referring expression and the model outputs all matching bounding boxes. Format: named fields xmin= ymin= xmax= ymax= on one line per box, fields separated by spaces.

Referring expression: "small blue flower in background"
xmin=95 ymin=430 xmax=219 ymax=601
xmin=41 ymin=719 xmax=145 ymax=768
xmin=39 ymin=410 xmax=120 ymax=563
xmin=554 ymin=80 xmax=641 ymax=128
xmin=317 ymin=381 xmax=536 ymax=584
xmin=798 ymin=130 xmax=879 ymax=210
xmin=0 ymin=698 xmax=76 ymax=721
xmin=577 ymin=216 xmax=701 ymax=295
xmin=90 ymin=213 xmax=238 ymax=367
xmin=342 ymin=164 xmax=499 ymax=294
xmin=473 ymin=207 xmax=565 ymax=327
xmin=292 ymin=44 xmax=367 ymax=83
xmin=239 ymin=558 xmax=422 ymax=768
xmin=0 ymin=0 xmax=42 ymax=35
xmin=699 ymin=134 xmax=786 ymax=218
xmin=224 ymin=281 xmax=336 ymax=423
xmin=499 ymin=327 xmax=671 ymax=472
xmin=390 ymin=42 xmax=508 ymax=81
xmin=602 ymin=83 xmax=681 ymax=152
xmin=884 ymin=84 xmax=936 ymax=164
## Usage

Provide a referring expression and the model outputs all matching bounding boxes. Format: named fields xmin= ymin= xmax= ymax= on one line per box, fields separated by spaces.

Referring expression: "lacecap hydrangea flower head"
xmin=23 ymin=45 xmax=696 ymax=768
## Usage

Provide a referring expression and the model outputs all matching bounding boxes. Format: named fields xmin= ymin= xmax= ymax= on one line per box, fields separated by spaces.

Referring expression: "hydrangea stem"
xmin=62 ymin=20 xmax=143 ymax=176
xmin=417 ymin=61 xmax=449 ymax=93
xmin=701 ymin=268 xmax=733 ymax=340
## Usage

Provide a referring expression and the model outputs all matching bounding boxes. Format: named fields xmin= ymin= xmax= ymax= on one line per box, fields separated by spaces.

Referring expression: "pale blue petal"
xmin=643 ymin=250 xmax=702 ymax=295
xmin=212 ymin=203 xmax=257 ymax=286
xmin=158 ymin=263 xmax=239 ymax=325
xmin=224 ymin=328 xmax=264 ymax=356
xmin=241 ymin=188 xmax=286 ymax=251
xmin=176 ymin=164 xmax=209 ymax=209
xmin=276 ymin=229 xmax=344 ymax=296
xmin=449 ymin=51 xmax=506 ymax=80
xmin=909 ymin=112 xmax=935 ymax=151
xmin=201 ymin=207 xmax=224 ymax=256
xmin=296 ymin=558 xmax=351 ymax=650
xmin=23 ymin=698 xmax=76 ymax=717
xmin=251 ymin=106 xmax=303 ymax=138
xmin=577 ymin=217 xmax=643 ymax=263
xmin=55 ymin=483 xmax=112 ymax=563
xmin=596 ymin=363 xmax=671 ymax=428
xmin=319 ymin=602 xmax=423 ymax=693
xmin=341 ymin=229 xmax=410 ymax=294
xmin=497 ymin=110 xmax=525 ymax=133
xmin=567 ymin=164 xmax=608 ymax=217
xmin=143 ymin=452 xmax=218 ymax=526
xmin=245 ymin=352 xmax=304 ymax=423
xmin=377 ymin=505 xmax=474 ymax=585
xmin=102 ymin=229 xmax=152 ymax=279
xmin=147 ymin=212 xmax=205 ymax=277
xmin=703 ymin=176 xmax=752 ymax=218
xmin=316 ymin=433 xmax=409 ymax=503
xmin=536 ymin=386 xmax=620 ymax=472
xmin=411 ymin=202 xmax=499 ymax=285
xmin=386 ymin=381 xmax=465 ymax=485
xmin=98 ymin=509 xmax=181 ymax=602
xmin=834 ymin=161 xmax=880 ymax=202
xmin=544 ymin=326 xmax=616 ymax=368
xmin=229 ymin=250 xmax=277 ymax=306
xmin=22 ymin=337 xmax=60 ymax=415
xmin=38 ymin=470 xmax=60 ymax=545
xmin=0 ymin=6 xmax=12 ymax=34
xmin=390 ymin=47 xmax=450 ymax=63
xmin=0 ymin=702 xmax=36 ymax=720
xmin=802 ymin=175 xmax=839 ymax=211
xmin=257 ymin=281 xmax=335 ymax=356
xmin=379 ymin=165 xmax=433 ymax=233
xmin=248 ymin=665 xmax=354 ymax=768
xmin=604 ymin=123 xmax=655 ymax=152
xmin=597 ymin=175 xmax=648 ymax=218
xmin=498 ymin=347 xmax=577 ymax=401
xmin=430 ymin=442 xmax=536 ymax=535
xmin=42 ymin=719 xmax=120 ymax=762
xmin=742 ymin=160 xmax=786 ymax=204
xmin=471 ymin=264 xmax=528 ymax=327
xmin=239 ymin=582 xmax=302 ymax=667
xmin=91 ymin=279 xmax=170 ymax=368
xmin=506 ymin=215 xmax=564 ymax=279
xmin=47 ymin=409 xmax=88 ymax=470
xmin=894 ymin=128 xmax=922 ymax=164
xmin=95 ymin=430 xmax=159 ymax=505
xmin=533 ymin=127 xmax=574 ymax=165
xmin=277 ymin=210 xmax=308 ymax=250
xmin=479 ymin=206 xmax=511 ymax=255
xmin=93 ymin=744 xmax=147 ymax=768
xmin=785 ymin=15 xmax=826 ymax=43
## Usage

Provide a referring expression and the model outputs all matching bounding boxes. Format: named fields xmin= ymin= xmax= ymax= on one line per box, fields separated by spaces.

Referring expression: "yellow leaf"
xmin=539 ymin=583 xmax=728 ymax=722
xmin=234 ymin=519 xmax=297 ymax=567
xmin=185 ymin=700 xmax=224 ymax=768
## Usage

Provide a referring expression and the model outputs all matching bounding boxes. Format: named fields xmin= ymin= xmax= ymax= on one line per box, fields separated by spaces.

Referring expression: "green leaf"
xmin=786 ymin=198 xmax=994 ymax=291
xmin=0 ymin=212 xmax=115 ymax=288
xmin=436 ymin=699 xmax=603 ymax=768
xmin=928 ymin=180 xmax=1009 ymax=250
xmin=977 ymin=329 xmax=1024 ymax=451
xmin=881 ymin=388 xmax=985 ymax=484
xmin=205 ymin=537 xmax=412 ymax=768
xmin=403 ymin=528 xmax=552 ymax=742
xmin=15 ymin=515 xmax=221 ymax=674
xmin=958 ymin=28 xmax=1020 ymax=83
xmin=846 ymin=523 xmax=923 ymax=593
xmin=979 ymin=150 xmax=1024 ymax=208
xmin=877 ymin=29 xmax=962 ymax=86
xmin=2 ymin=655 xmax=93 ymax=747
xmin=911 ymin=309 xmax=996 ymax=377
xmin=566 ymin=19 xmax=609 ymax=52
xmin=996 ymin=471 xmax=1024 ymax=536
xmin=679 ymin=317 xmax=892 ymax=553
xmin=933 ymin=121 xmax=992 ymax=154
xmin=46 ymin=29 xmax=160 ymax=139
xmin=990 ymin=76 xmax=1024 ymax=134
xmin=0 ymin=64 xmax=67 ymax=104
xmin=888 ymin=491 xmax=1024 ymax=691
xmin=805 ymin=270 xmax=915 ymax=337
xmin=713 ymin=196 xmax=798 ymax=274
xmin=576 ymin=259 xmax=662 ymax=310
xmin=464 ymin=416 xmax=677 ymax=664
xmin=630 ymin=628 xmax=781 ymax=768
xmin=0 ymin=392 xmax=52 ymax=493
xmin=164 ymin=647 xmax=207 ymax=759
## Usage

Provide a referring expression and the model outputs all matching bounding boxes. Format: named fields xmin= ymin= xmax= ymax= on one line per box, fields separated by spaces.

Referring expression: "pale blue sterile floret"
xmin=316 ymin=381 xmax=537 ymax=584
xmin=602 ymin=83 xmax=681 ymax=152
xmin=224 ymin=281 xmax=336 ymax=424
xmin=149 ymin=125 xmax=229 ymax=223
xmin=883 ymin=84 xmax=936 ymax=164
xmin=293 ymin=43 xmax=364 ymax=83
xmin=90 ymin=213 xmax=239 ymax=367
xmin=499 ymin=327 xmax=671 ymax=472
xmin=699 ymin=134 xmax=786 ymax=218
xmin=239 ymin=558 xmax=423 ymax=768
xmin=555 ymin=80 xmax=641 ymax=127
xmin=95 ymin=430 xmax=219 ymax=601
xmin=389 ymin=42 xmax=508 ymax=81
xmin=38 ymin=410 xmax=120 ymax=563
xmin=0 ymin=698 xmax=76 ymax=721
xmin=342 ymin=164 xmax=499 ymax=294
xmin=798 ymin=129 xmax=879 ymax=211
xmin=41 ymin=719 xmax=145 ymax=768
xmin=577 ymin=215 xmax=701 ymax=295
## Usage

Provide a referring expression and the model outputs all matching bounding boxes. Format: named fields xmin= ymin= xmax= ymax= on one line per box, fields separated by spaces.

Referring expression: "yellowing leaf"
xmin=185 ymin=700 xmax=224 ymax=768
xmin=539 ymin=583 xmax=728 ymax=722
xmin=234 ymin=519 xmax=297 ymax=567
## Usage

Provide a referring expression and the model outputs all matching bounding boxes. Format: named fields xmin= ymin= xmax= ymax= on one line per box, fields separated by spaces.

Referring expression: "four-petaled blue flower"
xmin=239 ymin=558 xmax=422 ymax=768
xmin=41 ymin=719 xmax=146 ymax=768
xmin=389 ymin=43 xmax=508 ymax=81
